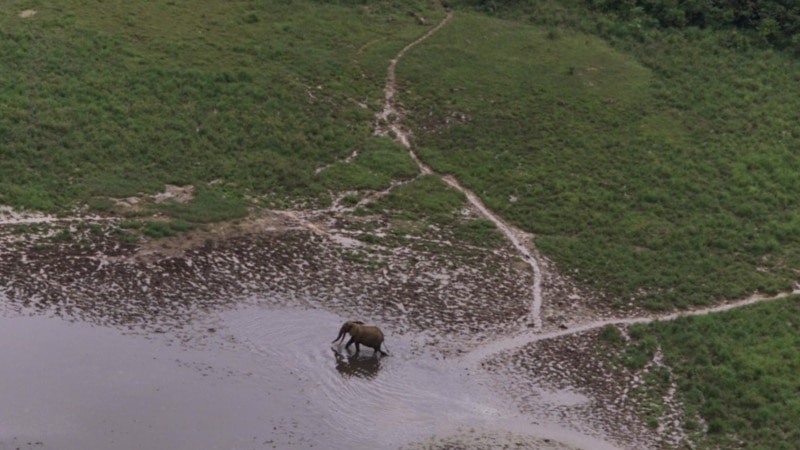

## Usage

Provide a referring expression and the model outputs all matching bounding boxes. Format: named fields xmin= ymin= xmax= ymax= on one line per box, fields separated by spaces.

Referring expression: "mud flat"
xmin=0 ymin=209 xmax=640 ymax=450
xmin=0 ymin=211 xmax=537 ymax=340
xmin=0 ymin=305 xmax=623 ymax=450
xmin=482 ymin=327 xmax=692 ymax=450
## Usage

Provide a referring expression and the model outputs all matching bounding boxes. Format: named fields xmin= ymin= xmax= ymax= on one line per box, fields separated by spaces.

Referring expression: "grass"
xmin=4 ymin=0 xmax=798 ymax=304
xmin=0 ymin=0 xmax=439 ymax=215
xmin=366 ymin=174 xmax=465 ymax=218
xmin=394 ymin=6 xmax=800 ymax=309
xmin=141 ymin=220 xmax=194 ymax=238
xmin=4 ymin=0 xmax=800 ymax=445
xmin=154 ymin=188 xmax=247 ymax=224
xmin=317 ymin=137 xmax=419 ymax=190
xmin=618 ymin=297 xmax=800 ymax=449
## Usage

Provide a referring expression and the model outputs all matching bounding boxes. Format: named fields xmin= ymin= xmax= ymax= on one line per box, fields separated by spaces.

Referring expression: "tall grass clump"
xmin=366 ymin=174 xmax=466 ymax=220
xmin=317 ymin=137 xmax=419 ymax=190
xmin=155 ymin=188 xmax=248 ymax=224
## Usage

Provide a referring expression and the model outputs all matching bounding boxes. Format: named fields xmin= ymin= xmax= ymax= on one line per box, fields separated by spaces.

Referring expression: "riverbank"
xmin=0 ymin=206 xmax=663 ymax=449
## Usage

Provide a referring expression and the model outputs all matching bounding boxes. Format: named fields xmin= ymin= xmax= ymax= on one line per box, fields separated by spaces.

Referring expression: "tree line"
xmin=590 ymin=0 xmax=800 ymax=49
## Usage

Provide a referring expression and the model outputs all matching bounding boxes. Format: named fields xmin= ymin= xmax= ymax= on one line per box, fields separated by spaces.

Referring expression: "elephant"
xmin=331 ymin=321 xmax=389 ymax=356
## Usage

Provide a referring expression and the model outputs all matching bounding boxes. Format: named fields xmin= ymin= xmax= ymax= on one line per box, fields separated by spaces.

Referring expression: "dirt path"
xmin=461 ymin=287 xmax=800 ymax=367
xmin=376 ymin=10 xmax=454 ymax=152
xmin=374 ymin=10 xmax=546 ymax=331
xmin=0 ymin=206 xmax=111 ymax=226
xmin=369 ymin=8 xmax=800 ymax=363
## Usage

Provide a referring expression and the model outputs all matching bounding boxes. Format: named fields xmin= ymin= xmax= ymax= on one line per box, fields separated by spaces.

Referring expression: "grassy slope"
xmin=619 ymin=296 xmax=800 ymax=449
xmin=0 ymin=0 xmax=435 ymax=213
xmin=4 ymin=1 xmax=800 ymax=446
xmin=397 ymin=8 xmax=800 ymax=310
xmin=392 ymin=3 xmax=800 ymax=447
xmin=11 ymin=0 xmax=799 ymax=310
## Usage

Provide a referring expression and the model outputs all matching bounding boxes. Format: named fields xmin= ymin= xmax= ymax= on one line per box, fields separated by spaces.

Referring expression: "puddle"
xmin=0 ymin=304 xmax=621 ymax=450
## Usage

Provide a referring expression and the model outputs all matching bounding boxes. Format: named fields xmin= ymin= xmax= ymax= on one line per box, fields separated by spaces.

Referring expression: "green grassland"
xmin=397 ymin=3 xmax=800 ymax=310
xmin=603 ymin=296 xmax=800 ymax=449
xmin=4 ymin=2 xmax=800 ymax=445
xmin=0 ymin=0 xmax=441 ymax=211
xmin=8 ymin=0 xmax=800 ymax=311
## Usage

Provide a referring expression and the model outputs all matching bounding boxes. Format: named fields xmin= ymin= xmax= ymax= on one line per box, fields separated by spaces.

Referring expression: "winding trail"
xmin=460 ymin=287 xmax=800 ymax=366
xmin=371 ymin=8 xmax=800 ymax=366
xmin=0 ymin=207 xmax=111 ymax=226
xmin=376 ymin=11 xmax=453 ymax=153
xmin=374 ymin=11 xmax=545 ymax=332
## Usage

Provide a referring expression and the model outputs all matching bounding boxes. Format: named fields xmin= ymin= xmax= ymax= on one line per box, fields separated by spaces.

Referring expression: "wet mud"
xmin=483 ymin=327 xmax=688 ymax=450
xmin=0 ymin=304 xmax=619 ymax=450
xmin=0 ymin=211 xmax=635 ymax=450
xmin=0 ymin=9 xmax=706 ymax=450
xmin=0 ymin=216 xmax=536 ymax=340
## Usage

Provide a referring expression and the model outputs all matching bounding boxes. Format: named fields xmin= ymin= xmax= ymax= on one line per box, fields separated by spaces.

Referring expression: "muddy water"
xmin=0 ymin=301 xmax=622 ymax=450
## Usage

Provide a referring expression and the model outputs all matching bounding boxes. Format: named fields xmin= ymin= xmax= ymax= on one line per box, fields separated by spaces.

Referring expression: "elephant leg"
xmin=345 ymin=337 xmax=355 ymax=351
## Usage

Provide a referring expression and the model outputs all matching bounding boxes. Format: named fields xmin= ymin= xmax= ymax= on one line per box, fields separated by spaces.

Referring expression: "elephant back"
xmin=358 ymin=325 xmax=384 ymax=346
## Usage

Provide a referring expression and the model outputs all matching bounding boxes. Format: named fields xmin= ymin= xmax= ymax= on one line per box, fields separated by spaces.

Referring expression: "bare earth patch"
xmin=483 ymin=327 xmax=694 ymax=449
xmin=0 ymin=203 xmax=663 ymax=449
xmin=112 ymin=183 xmax=196 ymax=211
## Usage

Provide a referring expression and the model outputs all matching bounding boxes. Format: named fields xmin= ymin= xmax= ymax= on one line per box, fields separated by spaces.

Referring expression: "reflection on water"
xmin=332 ymin=347 xmax=383 ymax=379
xmin=0 ymin=304 xmax=623 ymax=450
xmin=220 ymin=306 xmax=622 ymax=450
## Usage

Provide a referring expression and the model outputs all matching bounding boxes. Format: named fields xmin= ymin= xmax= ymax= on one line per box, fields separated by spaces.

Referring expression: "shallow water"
xmin=0 ymin=303 xmax=621 ymax=450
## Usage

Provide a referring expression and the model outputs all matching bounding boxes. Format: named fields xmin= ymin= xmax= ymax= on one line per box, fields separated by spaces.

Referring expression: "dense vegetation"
xmin=395 ymin=0 xmax=800 ymax=310
xmin=0 ymin=0 xmax=440 ymax=212
xmin=589 ymin=0 xmax=800 ymax=50
xmin=464 ymin=0 xmax=800 ymax=50
xmin=4 ymin=0 xmax=800 ymax=446
xmin=606 ymin=296 xmax=800 ymax=449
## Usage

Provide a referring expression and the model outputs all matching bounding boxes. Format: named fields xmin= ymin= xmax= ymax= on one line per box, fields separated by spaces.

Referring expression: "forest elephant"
xmin=331 ymin=321 xmax=389 ymax=356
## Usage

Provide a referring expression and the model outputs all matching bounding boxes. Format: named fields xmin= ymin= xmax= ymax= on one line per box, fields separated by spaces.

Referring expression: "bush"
xmin=599 ymin=324 xmax=624 ymax=345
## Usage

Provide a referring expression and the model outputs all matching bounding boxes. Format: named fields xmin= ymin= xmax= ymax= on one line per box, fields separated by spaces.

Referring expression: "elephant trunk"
xmin=332 ymin=329 xmax=345 ymax=344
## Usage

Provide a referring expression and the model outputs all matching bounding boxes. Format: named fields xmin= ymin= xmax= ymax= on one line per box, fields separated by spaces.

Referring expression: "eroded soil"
xmin=0 ymin=209 xmax=536 ymax=339
xmin=0 ymin=205 xmax=665 ymax=449
xmin=0 ymin=8 xmax=730 ymax=450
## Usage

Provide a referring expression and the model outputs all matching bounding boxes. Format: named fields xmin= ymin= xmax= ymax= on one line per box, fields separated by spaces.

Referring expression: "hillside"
xmin=2 ymin=0 xmax=800 ymax=448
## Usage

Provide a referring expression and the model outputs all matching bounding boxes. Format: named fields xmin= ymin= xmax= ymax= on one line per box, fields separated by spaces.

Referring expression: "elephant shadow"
xmin=332 ymin=348 xmax=383 ymax=380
